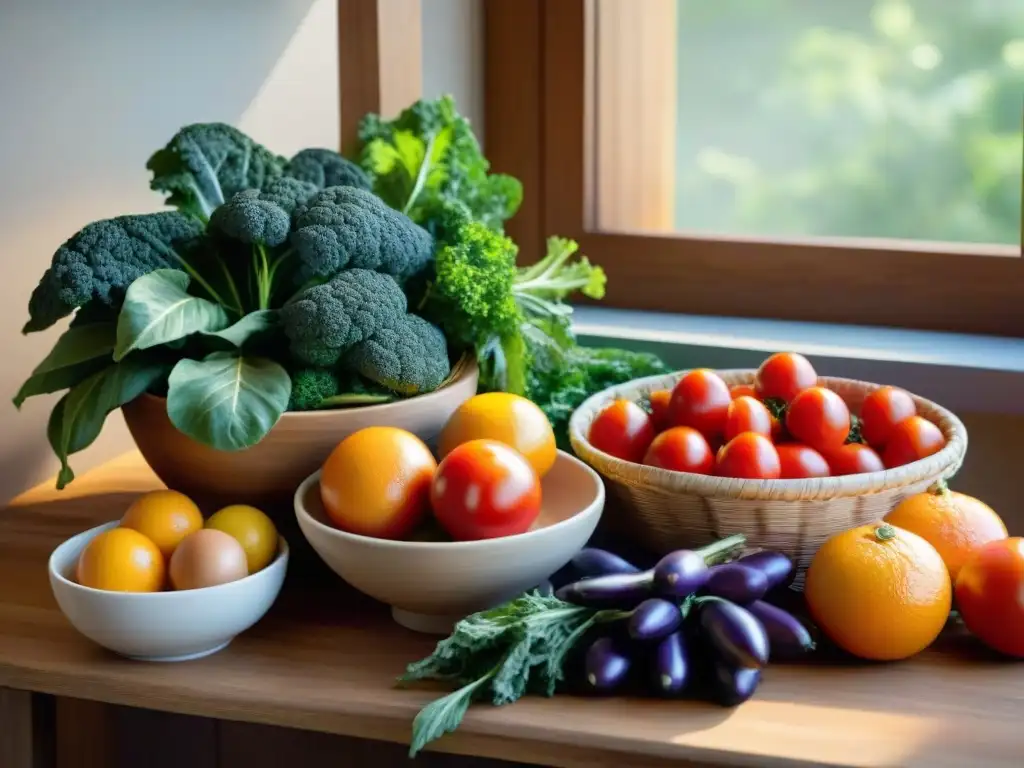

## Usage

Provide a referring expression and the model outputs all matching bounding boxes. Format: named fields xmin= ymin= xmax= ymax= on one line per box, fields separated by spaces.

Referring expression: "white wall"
xmin=0 ymin=0 xmax=485 ymax=502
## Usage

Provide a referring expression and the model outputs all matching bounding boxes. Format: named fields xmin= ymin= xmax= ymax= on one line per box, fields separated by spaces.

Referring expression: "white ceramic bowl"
xmin=49 ymin=521 xmax=289 ymax=662
xmin=294 ymin=450 xmax=605 ymax=633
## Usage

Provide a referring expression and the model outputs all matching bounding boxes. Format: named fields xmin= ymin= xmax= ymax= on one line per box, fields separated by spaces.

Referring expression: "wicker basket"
xmin=568 ymin=369 xmax=968 ymax=589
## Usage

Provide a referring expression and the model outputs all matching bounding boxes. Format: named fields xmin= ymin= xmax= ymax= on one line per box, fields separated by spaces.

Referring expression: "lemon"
xmin=205 ymin=505 xmax=279 ymax=573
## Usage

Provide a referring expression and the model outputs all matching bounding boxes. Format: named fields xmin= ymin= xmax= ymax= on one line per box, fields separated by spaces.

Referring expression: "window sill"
xmin=572 ymin=307 xmax=1024 ymax=416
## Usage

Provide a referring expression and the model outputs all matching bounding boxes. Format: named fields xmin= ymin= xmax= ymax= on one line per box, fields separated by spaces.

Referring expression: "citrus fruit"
xmin=439 ymin=392 xmax=556 ymax=478
xmin=320 ymin=426 xmax=437 ymax=539
xmin=804 ymin=522 xmax=951 ymax=661
xmin=169 ymin=529 xmax=249 ymax=591
xmin=884 ymin=483 xmax=1007 ymax=582
xmin=206 ymin=505 xmax=279 ymax=573
xmin=955 ymin=538 xmax=1024 ymax=658
xmin=119 ymin=489 xmax=203 ymax=560
xmin=76 ymin=528 xmax=166 ymax=592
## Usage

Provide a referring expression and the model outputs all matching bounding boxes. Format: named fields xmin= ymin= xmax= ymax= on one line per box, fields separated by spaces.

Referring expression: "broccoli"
xmin=288 ymin=367 xmax=340 ymax=410
xmin=279 ymin=268 xmax=408 ymax=367
xmin=208 ymin=190 xmax=292 ymax=248
xmin=347 ymin=314 xmax=450 ymax=396
xmin=290 ymin=186 xmax=434 ymax=284
xmin=24 ymin=212 xmax=205 ymax=333
xmin=147 ymin=123 xmax=287 ymax=220
xmin=285 ymin=149 xmax=372 ymax=192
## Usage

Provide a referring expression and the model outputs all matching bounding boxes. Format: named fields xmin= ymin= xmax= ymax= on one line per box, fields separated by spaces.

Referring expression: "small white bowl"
xmin=294 ymin=449 xmax=605 ymax=634
xmin=48 ymin=522 xmax=289 ymax=662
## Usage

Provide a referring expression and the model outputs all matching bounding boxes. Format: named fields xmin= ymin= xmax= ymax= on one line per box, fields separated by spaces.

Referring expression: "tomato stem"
xmin=874 ymin=524 xmax=897 ymax=541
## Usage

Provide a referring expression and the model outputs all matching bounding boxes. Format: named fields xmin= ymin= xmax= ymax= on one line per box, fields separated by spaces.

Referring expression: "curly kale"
xmin=347 ymin=314 xmax=450 ymax=396
xmin=24 ymin=212 xmax=205 ymax=333
xmin=290 ymin=186 xmax=434 ymax=284
xmin=147 ymin=123 xmax=287 ymax=220
xmin=285 ymin=149 xmax=372 ymax=192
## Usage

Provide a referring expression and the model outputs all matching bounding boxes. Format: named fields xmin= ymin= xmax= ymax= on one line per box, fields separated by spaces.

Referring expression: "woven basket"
xmin=568 ymin=369 xmax=968 ymax=589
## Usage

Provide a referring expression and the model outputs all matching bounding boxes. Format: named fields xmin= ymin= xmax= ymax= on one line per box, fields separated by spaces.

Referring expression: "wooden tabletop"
xmin=2 ymin=453 xmax=1023 ymax=768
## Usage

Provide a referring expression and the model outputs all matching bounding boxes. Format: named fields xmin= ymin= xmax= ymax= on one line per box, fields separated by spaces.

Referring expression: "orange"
xmin=205 ymin=505 xmax=279 ymax=573
xmin=319 ymin=427 xmax=437 ymax=539
xmin=76 ymin=528 xmax=166 ymax=592
xmin=438 ymin=392 xmax=556 ymax=478
xmin=884 ymin=482 xmax=1007 ymax=582
xmin=120 ymin=489 xmax=204 ymax=560
xmin=804 ymin=522 xmax=951 ymax=661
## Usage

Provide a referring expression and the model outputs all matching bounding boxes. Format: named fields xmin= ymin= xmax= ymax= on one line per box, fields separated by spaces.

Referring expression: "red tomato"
xmin=770 ymin=415 xmax=787 ymax=443
xmin=882 ymin=416 xmax=945 ymax=468
xmin=860 ymin=386 xmax=917 ymax=448
xmin=755 ymin=352 xmax=817 ymax=403
xmin=729 ymin=384 xmax=757 ymax=400
xmin=785 ymin=387 xmax=850 ymax=454
xmin=955 ymin=538 xmax=1024 ymax=658
xmin=724 ymin=396 xmax=773 ymax=442
xmin=643 ymin=427 xmax=714 ymax=474
xmin=715 ymin=433 xmax=781 ymax=480
xmin=669 ymin=369 xmax=732 ymax=439
xmin=431 ymin=439 xmax=541 ymax=541
xmin=776 ymin=444 xmax=830 ymax=479
xmin=824 ymin=443 xmax=885 ymax=476
xmin=588 ymin=399 xmax=655 ymax=463
xmin=648 ymin=389 xmax=673 ymax=432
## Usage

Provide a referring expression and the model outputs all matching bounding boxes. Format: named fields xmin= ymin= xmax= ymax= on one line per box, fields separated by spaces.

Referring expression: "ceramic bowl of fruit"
xmin=294 ymin=393 xmax=605 ymax=633
xmin=48 ymin=492 xmax=288 ymax=661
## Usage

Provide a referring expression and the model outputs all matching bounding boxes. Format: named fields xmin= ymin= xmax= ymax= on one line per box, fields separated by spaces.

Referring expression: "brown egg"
xmin=169 ymin=529 xmax=249 ymax=590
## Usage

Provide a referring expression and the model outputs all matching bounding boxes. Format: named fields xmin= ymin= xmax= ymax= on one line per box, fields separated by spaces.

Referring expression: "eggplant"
xmin=556 ymin=571 xmax=653 ymax=608
xmin=747 ymin=600 xmax=815 ymax=659
xmin=652 ymin=550 xmax=710 ymax=599
xmin=736 ymin=551 xmax=793 ymax=590
xmin=628 ymin=598 xmax=683 ymax=641
xmin=705 ymin=564 xmax=769 ymax=604
xmin=652 ymin=631 xmax=689 ymax=696
xmin=583 ymin=636 xmax=632 ymax=692
xmin=699 ymin=599 xmax=769 ymax=669
xmin=708 ymin=661 xmax=761 ymax=707
xmin=572 ymin=548 xmax=641 ymax=577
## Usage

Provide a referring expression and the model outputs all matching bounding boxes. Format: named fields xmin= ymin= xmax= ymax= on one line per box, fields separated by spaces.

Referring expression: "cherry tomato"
xmin=824 ymin=443 xmax=885 ymax=476
xmin=785 ymin=387 xmax=850 ymax=454
xmin=648 ymin=389 xmax=673 ymax=432
xmin=669 ymin=369 xmax=732 ymax=439
xmin=431 ymin=439 xmax=541 ymax=541
xmin=755 ymin=352 xmax=817 ymax=403
xmin=643 ymin=427 xmax=714 ymax=474
xmin=715 ymin=433 xmax=781 ymax=480
xmin=588 ymin=399 xmax=655 ymax=463
xmin=882 ymin=416 xmax=945 ymax=468
xmin=859 ymin=386 xmax=917 ymax=448
xmin=776 ymin=444 xmax=830 ymax=479
xmin=724 ymin=396 xmax=773 ymax=442
xmin=729 ymin=384 xmax=757 ymax=400
xmin=955 ymin=538 xmax=1024 ymax=658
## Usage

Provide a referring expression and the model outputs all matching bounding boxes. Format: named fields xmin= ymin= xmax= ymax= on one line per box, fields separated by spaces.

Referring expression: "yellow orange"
xmin=438 ymin=392 xmax=556 ymax=478
xmin=206 ymin=505 xmax=279 ymax=573
xmin=120 ymin=489 xmax=203 ymax=560
xmin=76 ymin=528 xmax=166 ymax=593
xmin=804 ymin=522 xmax=951 ymax=661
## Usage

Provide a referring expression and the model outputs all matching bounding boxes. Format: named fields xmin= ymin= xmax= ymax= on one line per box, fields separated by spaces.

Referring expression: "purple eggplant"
xmin=737 ymin=551 xmax=793 ymax=590
xmin=571 ymin=548 xmax=641 ymax=577
xmin=705 ymin=564 xmax=769 ymax=605
xmin=628 ymin=598 xmax=683 ymax=641
xmin=747 ymin=600 xmax=815 ymax=659
xmin=699 ymin=599 xmax=769 ymax=669
xmin=583 ymin=636 xmax=632 ymax=692
xmin=556 ymin=571 xmax=653 ymax=608
xmin=652 ymin=631 xmax=689 ymax=696
xmin=651 ymin=534 xmax=748 ymax=600
xmin=708 ymin=661 xmax=761 ymax=707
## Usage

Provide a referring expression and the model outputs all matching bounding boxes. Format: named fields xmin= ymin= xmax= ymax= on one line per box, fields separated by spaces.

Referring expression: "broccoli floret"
xmin=288 ymin=367 xmax=340 ymax=411
xmin=209 ymin=190 xmax=291 ymax=247
xmin=285 ymin=149 xmax=372 ymax=192
xmin=279 ymin=269 xmax=408 ymax=367
xmin=290 ymin=186 xmax=434 ymax=283
xmin=24 ymin=212 xmax=205 ymax=333
xmin=347 ymin=314 xmax=450 ymax=395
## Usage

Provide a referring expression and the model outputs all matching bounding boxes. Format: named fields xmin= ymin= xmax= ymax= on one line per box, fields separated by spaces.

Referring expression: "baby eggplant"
xmin=652 ymin=631 xmax=689 ymax=696
xmin=583 ymin=636 xmax=632 ymax=692
xmin=571 ymin=548 xmax=641 ymax=577
xmin=700 ymin=599 xmax=769 ymax=669
xmin=736 ymin=551 xmax=794 ymax=590
xmin=628 ymin=598 xmax=683 ymax=641
xmin=747 ymin=600 xmax=815 ymax=659
xmin=708 ymin=661 xmax=761 ymax=707
xmin=556 ymin=571 xmax=653 ymax=609
xmin=705 ymin=563 xmax=769 ymax=605
xmin=652 ymin=550 xmax=710 ymax=599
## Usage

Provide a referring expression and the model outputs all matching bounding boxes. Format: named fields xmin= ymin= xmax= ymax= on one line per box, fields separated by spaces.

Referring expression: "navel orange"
xmin=884 ymin=483 xmax=1007 ymax=582
xmin=804 ymin=522 xmax=951 ymax=661
xmin=120 ymin=489 xmax=203 ymax=560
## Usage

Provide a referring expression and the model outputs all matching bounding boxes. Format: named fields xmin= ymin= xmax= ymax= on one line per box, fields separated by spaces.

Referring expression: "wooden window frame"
xmin=484 ymin=0 xmax=1024 ymax=337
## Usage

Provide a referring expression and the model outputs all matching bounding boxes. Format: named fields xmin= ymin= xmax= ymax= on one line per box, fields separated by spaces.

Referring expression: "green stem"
xmin=216 ymin=257 xmax=245 ymax=315
xmin=402 ymin=133 xmax=436 ymax=215
xmin=696 ymin=533 xmax=747 ymax=565
xmin=170 ymin=254 xmax=230 ymax=310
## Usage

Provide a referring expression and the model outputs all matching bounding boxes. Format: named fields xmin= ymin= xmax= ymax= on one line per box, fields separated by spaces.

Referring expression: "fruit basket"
xmin=568 ymin=369 xmax=968 ymax=588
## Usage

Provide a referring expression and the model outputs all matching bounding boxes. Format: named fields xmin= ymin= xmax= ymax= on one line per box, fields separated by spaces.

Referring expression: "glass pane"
xmin=594 ymin=0 xmax=1024 ymax=245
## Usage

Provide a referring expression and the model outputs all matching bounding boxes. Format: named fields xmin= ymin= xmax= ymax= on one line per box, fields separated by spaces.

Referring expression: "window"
xmin=484 ymin=0 xmax=1024 ymax=336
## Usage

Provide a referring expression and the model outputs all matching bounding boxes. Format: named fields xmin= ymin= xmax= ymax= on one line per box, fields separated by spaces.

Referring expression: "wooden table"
xmin=2 ymin=453 xmax=1023 ymax=768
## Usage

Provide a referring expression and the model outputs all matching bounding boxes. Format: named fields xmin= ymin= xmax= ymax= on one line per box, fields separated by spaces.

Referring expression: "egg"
xmin=169 ymin=529 xmax=249 ymax=590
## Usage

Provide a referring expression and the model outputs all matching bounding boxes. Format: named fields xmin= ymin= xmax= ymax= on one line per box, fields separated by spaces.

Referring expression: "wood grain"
xmin=0 ymin=688 xmax=51 ymax=768
xmin=3 ymin=454 xmax=1024 ymax=767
